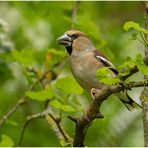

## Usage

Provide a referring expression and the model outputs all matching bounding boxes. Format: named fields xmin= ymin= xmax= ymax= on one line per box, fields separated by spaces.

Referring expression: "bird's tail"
xmin=116 ymin=91 xmax=142 ymax=111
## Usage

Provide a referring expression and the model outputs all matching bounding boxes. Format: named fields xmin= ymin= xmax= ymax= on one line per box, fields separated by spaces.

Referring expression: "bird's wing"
xmin=94 ymin=50 xmax=118 ymax=75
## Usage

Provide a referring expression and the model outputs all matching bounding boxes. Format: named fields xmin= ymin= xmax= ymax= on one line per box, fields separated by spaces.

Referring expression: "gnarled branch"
xmin=70 ymin=79 xmax=148 ymax=146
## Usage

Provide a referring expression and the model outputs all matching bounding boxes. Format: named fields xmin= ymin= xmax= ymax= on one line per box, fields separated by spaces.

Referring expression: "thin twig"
xmin=0 ymin=97 xmax=26 ymax=127
xmin=39 ymin=67 xmax=71 ymax=144
xmin=140 ymin=1 xmax=148 ymax=147
xmin=120 ymin=66 xmax=138 ymax=81
xmin=137 ymin=36 xmax=146 ymax=45
xmin=45 ymin=112 xmax=71 ymax=143
xmin=140 ymin=32 xmax=148 ymax=46
xmin=68 ymin=115 xmax=78 ymax=123
xmin=71 ymin=1 xmax=80 ymax=29
xmin=0 ymin=60 xmax=65 ymax=128
xmin=18 ymin=109 xmax=71 ymax=146
xmin=18 ymin=109 xmax=51 ymax=146
xmin=18 ymin=104 xmax=71 ymax=146
xmin=19 ymin=61 xmax=71 ymax=146
xmin=0 ymin=67 xmax=52 ymax=127
xmin=126 ymin=79 xmax=148 ymax=88
xmin=28 ymin=68 xmax=52 ymax=90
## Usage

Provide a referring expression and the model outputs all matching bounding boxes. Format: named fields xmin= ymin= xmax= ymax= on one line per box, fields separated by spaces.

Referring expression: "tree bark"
xmin=140 ymin=1 xmax=148 ymax=147
xmin=70 ymin=79 xmax=148 ymax=146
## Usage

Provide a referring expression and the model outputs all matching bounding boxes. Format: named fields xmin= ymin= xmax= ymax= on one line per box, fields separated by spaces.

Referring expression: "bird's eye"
xmin=71 ymin=34 xmax=79 ymax=39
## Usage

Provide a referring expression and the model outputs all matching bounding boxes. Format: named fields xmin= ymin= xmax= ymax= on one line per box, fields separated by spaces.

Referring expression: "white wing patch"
xmin=96 ymin=55 xmax=115 ymax=68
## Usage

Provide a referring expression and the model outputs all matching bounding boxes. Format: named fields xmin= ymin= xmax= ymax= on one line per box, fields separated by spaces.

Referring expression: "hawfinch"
xmin=56 ymin=30 xmax=140 ymax=110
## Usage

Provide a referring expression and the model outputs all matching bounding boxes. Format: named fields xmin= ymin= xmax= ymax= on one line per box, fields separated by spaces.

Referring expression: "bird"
xmin=56 ymin=30 xmax=141 ymax=111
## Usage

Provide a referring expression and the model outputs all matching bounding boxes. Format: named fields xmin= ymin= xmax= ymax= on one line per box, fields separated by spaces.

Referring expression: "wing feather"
xmin=94 ymin=50 xmax=118 ymax=75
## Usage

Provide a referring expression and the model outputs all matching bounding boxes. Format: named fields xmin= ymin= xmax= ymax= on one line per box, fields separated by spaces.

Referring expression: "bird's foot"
xmin=96 ymin=112 xmax=104 ymax=118
xmin=91 ymin=88 xmax=101 ymax=101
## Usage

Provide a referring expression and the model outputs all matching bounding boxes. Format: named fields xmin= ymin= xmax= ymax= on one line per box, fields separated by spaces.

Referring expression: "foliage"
xmin=49 ymin=100 xmax=75 ymax=113
xmin=0 ymin=1 xmax=145 ymax=147
xmin=96 ymin=67 xmax=121 ymax=85
xmin=123 ymin=21 xmax=148 ymax=34
xmin=12 ymin=49 xmax=35 ymax=66
xmin=96 ymin=20 xmax=148 ymax=86
xmin=26 ymin=88 xmax=54 ymax=102
xmin=0 ymin=135 xmax=14 ymax=147
xmin=55 ymin=76 xmax=83 ymax=95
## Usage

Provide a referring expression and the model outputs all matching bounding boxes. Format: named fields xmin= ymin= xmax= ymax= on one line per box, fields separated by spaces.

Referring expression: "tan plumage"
xmin=56 ymin=30 xmax=141 ymax=110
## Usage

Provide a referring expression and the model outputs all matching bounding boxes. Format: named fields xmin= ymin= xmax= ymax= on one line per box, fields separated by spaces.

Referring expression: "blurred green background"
xmin=0 ymin=1 xmax=145 ymax=147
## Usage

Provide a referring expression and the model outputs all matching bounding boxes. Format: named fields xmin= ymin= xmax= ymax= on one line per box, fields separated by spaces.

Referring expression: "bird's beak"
xmin=56 ymin=34 xmax=72 ymax=46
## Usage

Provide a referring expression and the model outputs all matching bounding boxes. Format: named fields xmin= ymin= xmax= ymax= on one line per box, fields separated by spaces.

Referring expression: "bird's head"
xmin=56 ymin=30 xmax=94 ymax=55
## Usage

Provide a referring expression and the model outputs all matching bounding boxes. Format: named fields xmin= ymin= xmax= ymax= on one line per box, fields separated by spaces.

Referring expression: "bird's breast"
xmin=69 ymin=51 xmax=105 ymax=91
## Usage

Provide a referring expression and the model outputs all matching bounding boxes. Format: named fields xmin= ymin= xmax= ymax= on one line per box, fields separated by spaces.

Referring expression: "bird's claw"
xmin=91 ymin=88 xmax=101 ymax=100
xmin=96 ymin=112 xmax=104 ymax=118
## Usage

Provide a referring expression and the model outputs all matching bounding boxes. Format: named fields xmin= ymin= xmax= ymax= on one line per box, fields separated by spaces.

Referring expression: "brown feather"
xmin=93 ymin=49 xmax=118 ymax=75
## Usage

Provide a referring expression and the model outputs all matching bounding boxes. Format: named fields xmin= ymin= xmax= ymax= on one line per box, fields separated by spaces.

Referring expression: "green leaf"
xmin=123 ymin=21 xmax=148 ymax=34
xmin=118 ymin=60 xmax=136 ymax=71
xmin=135 ymin=53 xmax=143 ymax=64
xmin=137 ymin=64 xmax=148 ymax=75
xmin=118 ymin=59 xmax=136 ymax=76
xmin=118 ymin=70 xmax=130 ymax=77
xmin=100 ymin=77 xmax=121 ymax=85
xmin=135 ymin=53 xmax=148 ymax=75
xmin=96 ymin=67 xmax=121 ymax=85
xmin=60 ymin=139 xmax=72 ymax=147
xmin=129 ymin=33 xmax=137 ymax=40
xmin=11 ymin=49 xmax=35 ymax=66
xmin=49 ymin=99 xmax=62 ymax=109
xmin=0 ymin=135 xmax=14 ymax=147
xmin=61 ymin=105 xmax=75 ymax=112
xmin=26 ymin=88 xmax=54 ymax=102
xmin=55 ymin=76 xmax=83 ymax=95
xmin=49 ymin=100 xmax=75 ymax=113
xmin=96 ymin=67 xmax=112 ymax=79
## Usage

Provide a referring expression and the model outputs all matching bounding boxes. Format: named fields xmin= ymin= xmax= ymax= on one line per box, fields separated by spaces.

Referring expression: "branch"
xmin=120 ymin=66 xmax=138 ymax=81
xmin=18 ymin=109 xmax=50 ymax=146
xmin=140 ymin=1 xmax=148 ymax=147
xmin=0 ymin=97 xmax=26 ymax=127
xmin=18 ymin=108 xmax=71 ymax=146
xmin=0 ymin=59 xmax=66 ymax=127
xmin=18 ymin=62 xmax=71 ymax=146
xmin=71 ymin=1 xmax=80 ymax=29
xmin=126 ymin=79 xmax=148 ymax=88
xmin=0 ymin=67 xmax=52 ymax=127
xmin=45 ymin=112 xmax=71 ymax=144
xmin=70 ymin=79 xmax=148 ymax=146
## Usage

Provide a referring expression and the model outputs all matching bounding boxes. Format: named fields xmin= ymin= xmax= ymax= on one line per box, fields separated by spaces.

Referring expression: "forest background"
xmin=0 ymin=1 xmax=147 ymax=147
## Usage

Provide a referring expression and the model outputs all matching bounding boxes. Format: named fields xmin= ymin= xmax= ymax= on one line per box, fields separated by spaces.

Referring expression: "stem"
xmin=137 ymin=36 xmax=146 ymax=45
xmin=45 ymin=113 xmax=70 ymax=143
xmin=0 ymin=67 xmax=52 ymax=127
xmin=18 ymin=109 xmax=71 ymax=146
xmin=18 ymin=110 xmax=49 ymax=146
xmin=71 ymin=1 xmax=80 ymax=29
xmin=141 ymin=1 xmax=148 ymax=147
xmin=0 ymin=97 xmax=26 ymax=127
